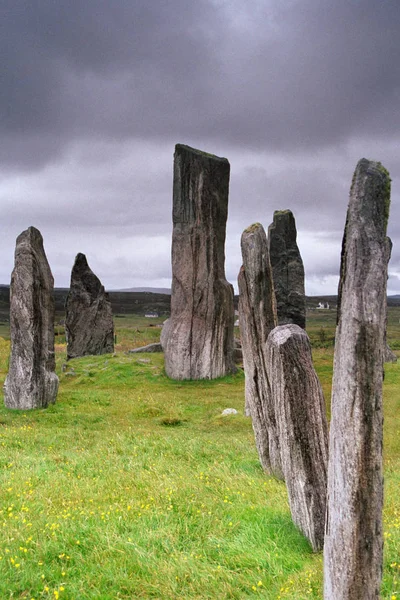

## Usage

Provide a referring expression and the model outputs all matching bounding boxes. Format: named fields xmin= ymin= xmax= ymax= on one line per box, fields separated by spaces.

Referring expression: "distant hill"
xmin=1 ymin=284 xmax=400 ymax=323
xmin=114 ymin=287 xmax=171 ymax=294
xmin=0 ymin=286 xmax=171 ymax=321
xmin=53 ymin=289 xmax=171 ymax=318
xmin=106 ymin=291 xmax=171 ymax=316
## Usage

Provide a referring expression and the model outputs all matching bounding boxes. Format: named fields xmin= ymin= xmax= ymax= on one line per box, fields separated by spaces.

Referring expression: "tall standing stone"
xmin=4 ymin=227 xmax=59 ymax=409
xmin=384 ymin=238 xmax=397 ymax=363
xmin=268 ymin=210 xmax=306 ymax=329
xmin=238 ymin=223 xmax=282 ymax=477
xmin=162 ymin=144 xmax=235 ymax=380
xmin=324 ymin=159 xmax=391 ymax=599
xmin=265 ymin=324 xmax=328 ymax=551
xmin=65 ymin=253 xmax=114 ymax=360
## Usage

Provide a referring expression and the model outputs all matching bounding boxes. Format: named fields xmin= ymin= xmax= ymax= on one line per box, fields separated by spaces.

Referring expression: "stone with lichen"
xmin=268 ymin=210 xmax=306 ymax=329
xmin=162 ymin=144 xmax=235 ymax=380
xmin=265 ymin=323 xmax=328 ymax=551
xmin=65 ymin=253 xmax=114 ymax=360
xmin=238 ymin=222 xmax=281 ymax=477
xmin=324 ymin=158 xmax=391 ymax=599
xmin=4 ymin=226 xmax=59 ymax=409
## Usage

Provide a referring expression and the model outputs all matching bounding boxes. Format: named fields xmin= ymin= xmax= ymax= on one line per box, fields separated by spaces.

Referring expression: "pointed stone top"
xmin=175 ymin=143 xmax=229 ymax=164
xmin=71 ymin=253 xmax=103 ymax=299
xmin=352 ymin=158 xmax=391 ymax=227
xmin=243 ymin=222 xmax=264 ymax=235
xmin=15 ymin=227 xmax=48 ymax=266
xmin=356 ymin=157 xmax=390 ymax=176
xmin=74 ymin=252 xmax=89 ymax=269
xmin=16 ymin=226 xmax=43 ymax=245
xmin=270 ymin=210 xmax=297 ymax=237
xmin=273 ymin=209 xmax=293 ymax=218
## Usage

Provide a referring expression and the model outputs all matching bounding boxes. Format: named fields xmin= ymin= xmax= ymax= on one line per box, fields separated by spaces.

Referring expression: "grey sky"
xmin=1 ymin=0 xmax=399 ymax=294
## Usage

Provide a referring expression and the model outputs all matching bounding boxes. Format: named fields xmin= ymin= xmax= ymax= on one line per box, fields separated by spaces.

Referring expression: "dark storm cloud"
xmin=2 ymin=0 xmax=400 ymax=169
xmin=1 ymin=0 xmax=399 ymax=294
xmin=1 ymin=0 xmax=221 ymax=166
xmin=0 ymin=140 xmax=173 ymax=232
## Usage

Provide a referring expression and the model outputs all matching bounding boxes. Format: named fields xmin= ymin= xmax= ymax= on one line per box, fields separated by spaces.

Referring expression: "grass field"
xmin=0 ymin=312 xmax=399 ymax=599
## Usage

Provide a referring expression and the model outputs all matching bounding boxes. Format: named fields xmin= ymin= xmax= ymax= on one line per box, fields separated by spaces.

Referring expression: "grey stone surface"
xmin=268 ymin=210 xmax=306 ymax=329
xmin=384 ymin=343 xmax=397 ymax=363
xmin=324 ymin=159 xmax=391 ymax=599
xmin=128 ymin=343 xmax=163 ymax=353
xmin=266 ymin=324 xmax=328 ymax=552
xmin=4 ymin=227 xmax=59 ymax=409
xmin=65 ymin=253 xmax=114 ymax=360
xmin=238 ymin=223 xmax=282 ymax=478
xmin=221 ymin=408 xmax=238 ymax=415
xmin=163 ymin=144 xmax=235 ymax=379
xmin=384 ymin=239 xmax=397 ymax=363
xmin=160 ymin=318 xmax=171 ymax=351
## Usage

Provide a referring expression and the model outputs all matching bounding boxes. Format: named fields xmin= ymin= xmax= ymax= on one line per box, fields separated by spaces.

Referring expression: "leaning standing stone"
xmin=238 ymin=223 xmax=282 ymax=477
xmin=266 ymin=324 xmax=328 ymax=551
xmin=163 ymin=144 xmax=235 ymax=379
xmin=4 ymin=227 xmax=59 ymax=409
xmin=65 ymin=253 xmax=114 ymax=360
xmin=268 ymin=210 xmax=306 ymax=329
xmin=324 ymin=159 xmax=391 ymax=599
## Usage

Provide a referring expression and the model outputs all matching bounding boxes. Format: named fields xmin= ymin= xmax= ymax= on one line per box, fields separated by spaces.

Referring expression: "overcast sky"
xmin=1 ymin=0 xmax=400 ymax=295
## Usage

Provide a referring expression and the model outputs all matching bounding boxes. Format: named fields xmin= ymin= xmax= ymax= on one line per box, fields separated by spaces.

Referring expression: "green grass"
xmin=0 ymin=317 xmax=399 ymax=599
xmin=306 ymin=309 xmax=337 ymax=349
xmin=112 ymin=315 xmax=165 ymax=352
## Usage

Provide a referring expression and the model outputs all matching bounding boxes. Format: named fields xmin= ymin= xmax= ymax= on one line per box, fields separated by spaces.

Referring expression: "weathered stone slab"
xmin=238 ymin=223 xmax=282 ymax=477
xmin=160 ymin=318 xmax=171 ymax=351
xmin=266 ymin=324 xmax=328 ymax=551
xmin=384 ymin=343 xmax=397 ymax=363
xmin=268 ymin=210 xmax=306 ymax=329
xmin=163 ymin=144 xmax=235 ymax=379
xmin=4 ymin=227 xmax=59 ymax=409
xmin=324 ymin=159 xmax=391 ymax=599
xmin=384 ymin=238 xmax=397 ymax=363
xmin=65 ymin=253 xmax=114 ymax=360
xmin=128 ymin=343 xmax=162 ymax=353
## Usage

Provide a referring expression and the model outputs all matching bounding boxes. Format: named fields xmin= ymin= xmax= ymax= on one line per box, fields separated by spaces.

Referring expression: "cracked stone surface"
xmin=266 ymin=324 xmax=328 ymax=551
xmin=162 ymin=144 xmax=235 ymax=379
xmin=4 ymin=226 xmax=59 ymax=409
xmin=65 ymin=253 xmax=114 ymax=360
xmin=268 ymin=209 xmax=306 ymax=329
xmin=324 ymin=159 xmax=391 ymax=599
xmin=238 ymin=222 xmax=281 ymax=477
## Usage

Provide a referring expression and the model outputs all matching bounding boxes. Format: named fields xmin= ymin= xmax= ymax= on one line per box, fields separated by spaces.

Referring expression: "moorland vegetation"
xmin=0 ymin=309 xmax=399 ymax=599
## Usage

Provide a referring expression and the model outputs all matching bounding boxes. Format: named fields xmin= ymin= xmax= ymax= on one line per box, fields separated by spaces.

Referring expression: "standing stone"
xmin=265 ymin=324 xmax=328 ymax=551
xmin=384 ymin=343 xmax=397 ymax=363
xmin=65 ymin=253 xmax=114 ymax=360
xmin=162 ymin=144 xmax=235 ymax=379
xmin=324 ymin=159 xmax=391 ymax=599
xmin=384 ymin=238 xmax=397 ymax=363
xmin=4 ymin=227 xmax=59 ymax=409
xmin=268 ymin=210 xmax=306 ymax=329
xmin=238 ymin=223 xmax=282 ymax=477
